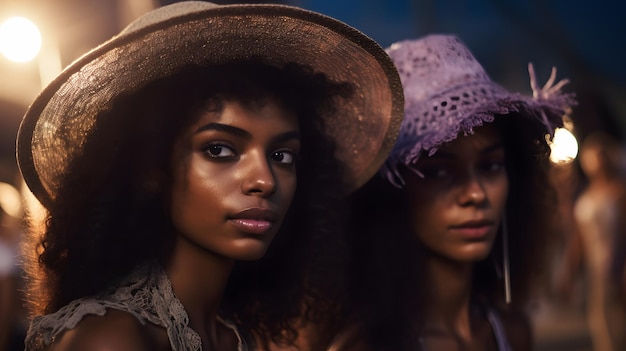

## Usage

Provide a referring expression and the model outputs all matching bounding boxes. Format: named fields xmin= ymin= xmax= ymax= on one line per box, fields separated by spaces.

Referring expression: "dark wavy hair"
xmin=23 ymin=60 xmax=353 ymax=348
xmin=344 ymin=114 xmax=559 ymax=350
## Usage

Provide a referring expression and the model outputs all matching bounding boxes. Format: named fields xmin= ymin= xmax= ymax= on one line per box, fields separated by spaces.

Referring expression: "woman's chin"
xmin=227 ymin=240 xmax=273 ymax=261
xmin=445 ymin=243 xmax=494 ymax=263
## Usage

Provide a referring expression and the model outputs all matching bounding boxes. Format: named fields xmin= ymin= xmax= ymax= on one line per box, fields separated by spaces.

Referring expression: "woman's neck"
xmin=423 ymin=254 xmax=475 ymax=342
xmin=165 ymin=235 xmax=236 ymax=349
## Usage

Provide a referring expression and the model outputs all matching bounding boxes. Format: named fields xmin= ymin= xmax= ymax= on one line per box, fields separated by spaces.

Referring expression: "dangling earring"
xmin=502 ymin=215 xmax=511 ymax=304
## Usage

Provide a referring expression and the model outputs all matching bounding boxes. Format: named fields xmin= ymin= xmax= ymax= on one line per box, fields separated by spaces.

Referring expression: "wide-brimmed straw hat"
xmin=17 ymin=1 xmax=404 ymax=208
xmin=381 ymin=34 xmax=575 ymax=187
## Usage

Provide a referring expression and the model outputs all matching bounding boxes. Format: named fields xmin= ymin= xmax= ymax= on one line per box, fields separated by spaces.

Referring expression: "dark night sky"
xmin=297 ymin=0 xmax=626 ymax=139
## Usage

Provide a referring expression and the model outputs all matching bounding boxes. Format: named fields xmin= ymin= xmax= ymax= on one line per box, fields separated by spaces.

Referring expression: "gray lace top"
xmin=25 ymin=263 xmax=246 ymax=351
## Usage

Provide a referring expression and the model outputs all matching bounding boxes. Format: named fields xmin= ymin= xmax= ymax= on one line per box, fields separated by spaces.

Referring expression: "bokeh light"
xmin=0 ymin=182 xmax=22 ymax=219
xmin=0 ymin=16 xmax=42 ymax=63
xmin=549 ymin=127 xmax=579 ymax=164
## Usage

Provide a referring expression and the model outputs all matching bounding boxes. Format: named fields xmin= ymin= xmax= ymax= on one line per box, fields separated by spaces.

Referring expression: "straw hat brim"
xmin=16 ymin=1 xmax=404 ymax=208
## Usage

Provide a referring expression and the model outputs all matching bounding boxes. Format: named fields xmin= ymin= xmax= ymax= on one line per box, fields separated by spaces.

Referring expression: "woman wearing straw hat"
xmin=17 ymin=2 xmax=404 ymax=351
xmin=332 ymin=34 xmax=575 ymax=351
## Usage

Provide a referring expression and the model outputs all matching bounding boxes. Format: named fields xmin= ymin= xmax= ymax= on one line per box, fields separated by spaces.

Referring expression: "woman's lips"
xmin=229 ymin=208 xmax=278 ymax=235
xmin=229 ymin=219 xmax=274 ymax=234
xmin=449 ymin=220 xmax=494 ymax=239
xmin=451 ymin=225 xmax=492 ymax=239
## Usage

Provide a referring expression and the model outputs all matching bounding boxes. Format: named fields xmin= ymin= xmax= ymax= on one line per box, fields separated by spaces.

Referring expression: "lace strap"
xmin=25 ymin=263 xmax=246 ymax=351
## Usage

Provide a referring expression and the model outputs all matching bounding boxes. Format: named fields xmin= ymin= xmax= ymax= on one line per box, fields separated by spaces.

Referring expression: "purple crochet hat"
xmin=382 ymin=34 xmax=575 ymax=187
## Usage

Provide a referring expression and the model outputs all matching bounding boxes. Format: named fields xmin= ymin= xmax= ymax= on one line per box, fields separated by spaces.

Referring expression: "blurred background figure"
xmin=557 ymin=132 xmax=626 ymax=351
xmin=0 ymin=180 xmax=26 ymax=351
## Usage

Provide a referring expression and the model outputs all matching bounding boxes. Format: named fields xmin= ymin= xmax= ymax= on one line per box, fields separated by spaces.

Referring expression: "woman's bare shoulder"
xmin=48 ymin=309 xmax=158 ymax=351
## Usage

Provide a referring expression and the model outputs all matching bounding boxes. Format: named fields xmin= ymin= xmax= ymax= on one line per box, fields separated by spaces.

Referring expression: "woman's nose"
xmin=456 ymin=172 xmax=487 ymax=206
xmin=241 ymin=153 xmax=276 ymax=197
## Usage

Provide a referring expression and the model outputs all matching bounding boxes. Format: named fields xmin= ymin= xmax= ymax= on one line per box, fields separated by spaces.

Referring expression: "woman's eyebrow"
xmin=271 ymin=131 xmax=301 ymax=144
xmin=194 ymin=123 xmax=300 ymax=144
xmin=482 ymin=143 xmax=504 ymax=154
xmin=195 ymin=122 xmax=251 ymax=139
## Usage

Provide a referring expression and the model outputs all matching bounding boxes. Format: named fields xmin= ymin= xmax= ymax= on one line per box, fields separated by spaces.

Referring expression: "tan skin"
xmin=48 ymin=98 xmax=301 ymax=351
xmin=557 ymin=134 xmax=626 ymax=351
xmin=401 ymin=124 xmax=527 ymax=351
xmin=556 ymin=136 xmax=626 ymax=294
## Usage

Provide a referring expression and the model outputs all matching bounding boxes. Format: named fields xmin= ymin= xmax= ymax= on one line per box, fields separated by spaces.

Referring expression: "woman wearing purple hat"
xmin=332 ymin=34 xmax=575 ymax=351
xmin=17 ymin=2 xmax=404 ymax=351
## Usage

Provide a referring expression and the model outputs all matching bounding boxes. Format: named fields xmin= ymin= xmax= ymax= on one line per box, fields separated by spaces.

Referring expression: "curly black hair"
xmin=343 ymin=114 xmax=559 ymax=350
xmin=23 ymin=59 xmax=353 ymax=349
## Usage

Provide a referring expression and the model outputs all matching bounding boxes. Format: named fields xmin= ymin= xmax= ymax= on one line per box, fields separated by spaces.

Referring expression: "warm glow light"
xmin=0 ymin=16 xmax=41 ymax=62
xmin=549 ymin=128 xmax=579 ymax=164
xmin=0 ymin=182 xmax=22 ymax=218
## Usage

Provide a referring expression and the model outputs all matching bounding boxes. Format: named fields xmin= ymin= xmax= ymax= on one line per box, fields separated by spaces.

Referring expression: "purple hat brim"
xmin=381 ymin=79 xmax=573 ymax=187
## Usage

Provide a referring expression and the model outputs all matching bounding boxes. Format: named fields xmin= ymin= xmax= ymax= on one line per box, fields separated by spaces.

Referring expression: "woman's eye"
xmin=203 ymin=144 xmax=236 ymax=158
xmin=271 ymin=150 xmax=295 ymax=165
xmin=482 ymin=160 xmax=505 ymax=173
xmin=420 ymin=167 xmax=450 ymax=179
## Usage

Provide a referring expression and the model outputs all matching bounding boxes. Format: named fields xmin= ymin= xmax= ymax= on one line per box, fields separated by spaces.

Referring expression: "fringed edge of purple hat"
xmin=382 ymin=60 xmax=576 ymax=188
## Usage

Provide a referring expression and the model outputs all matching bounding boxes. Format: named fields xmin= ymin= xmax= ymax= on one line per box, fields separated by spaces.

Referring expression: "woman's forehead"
xmin=438 ymin=124 xmax=501 ymax=153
